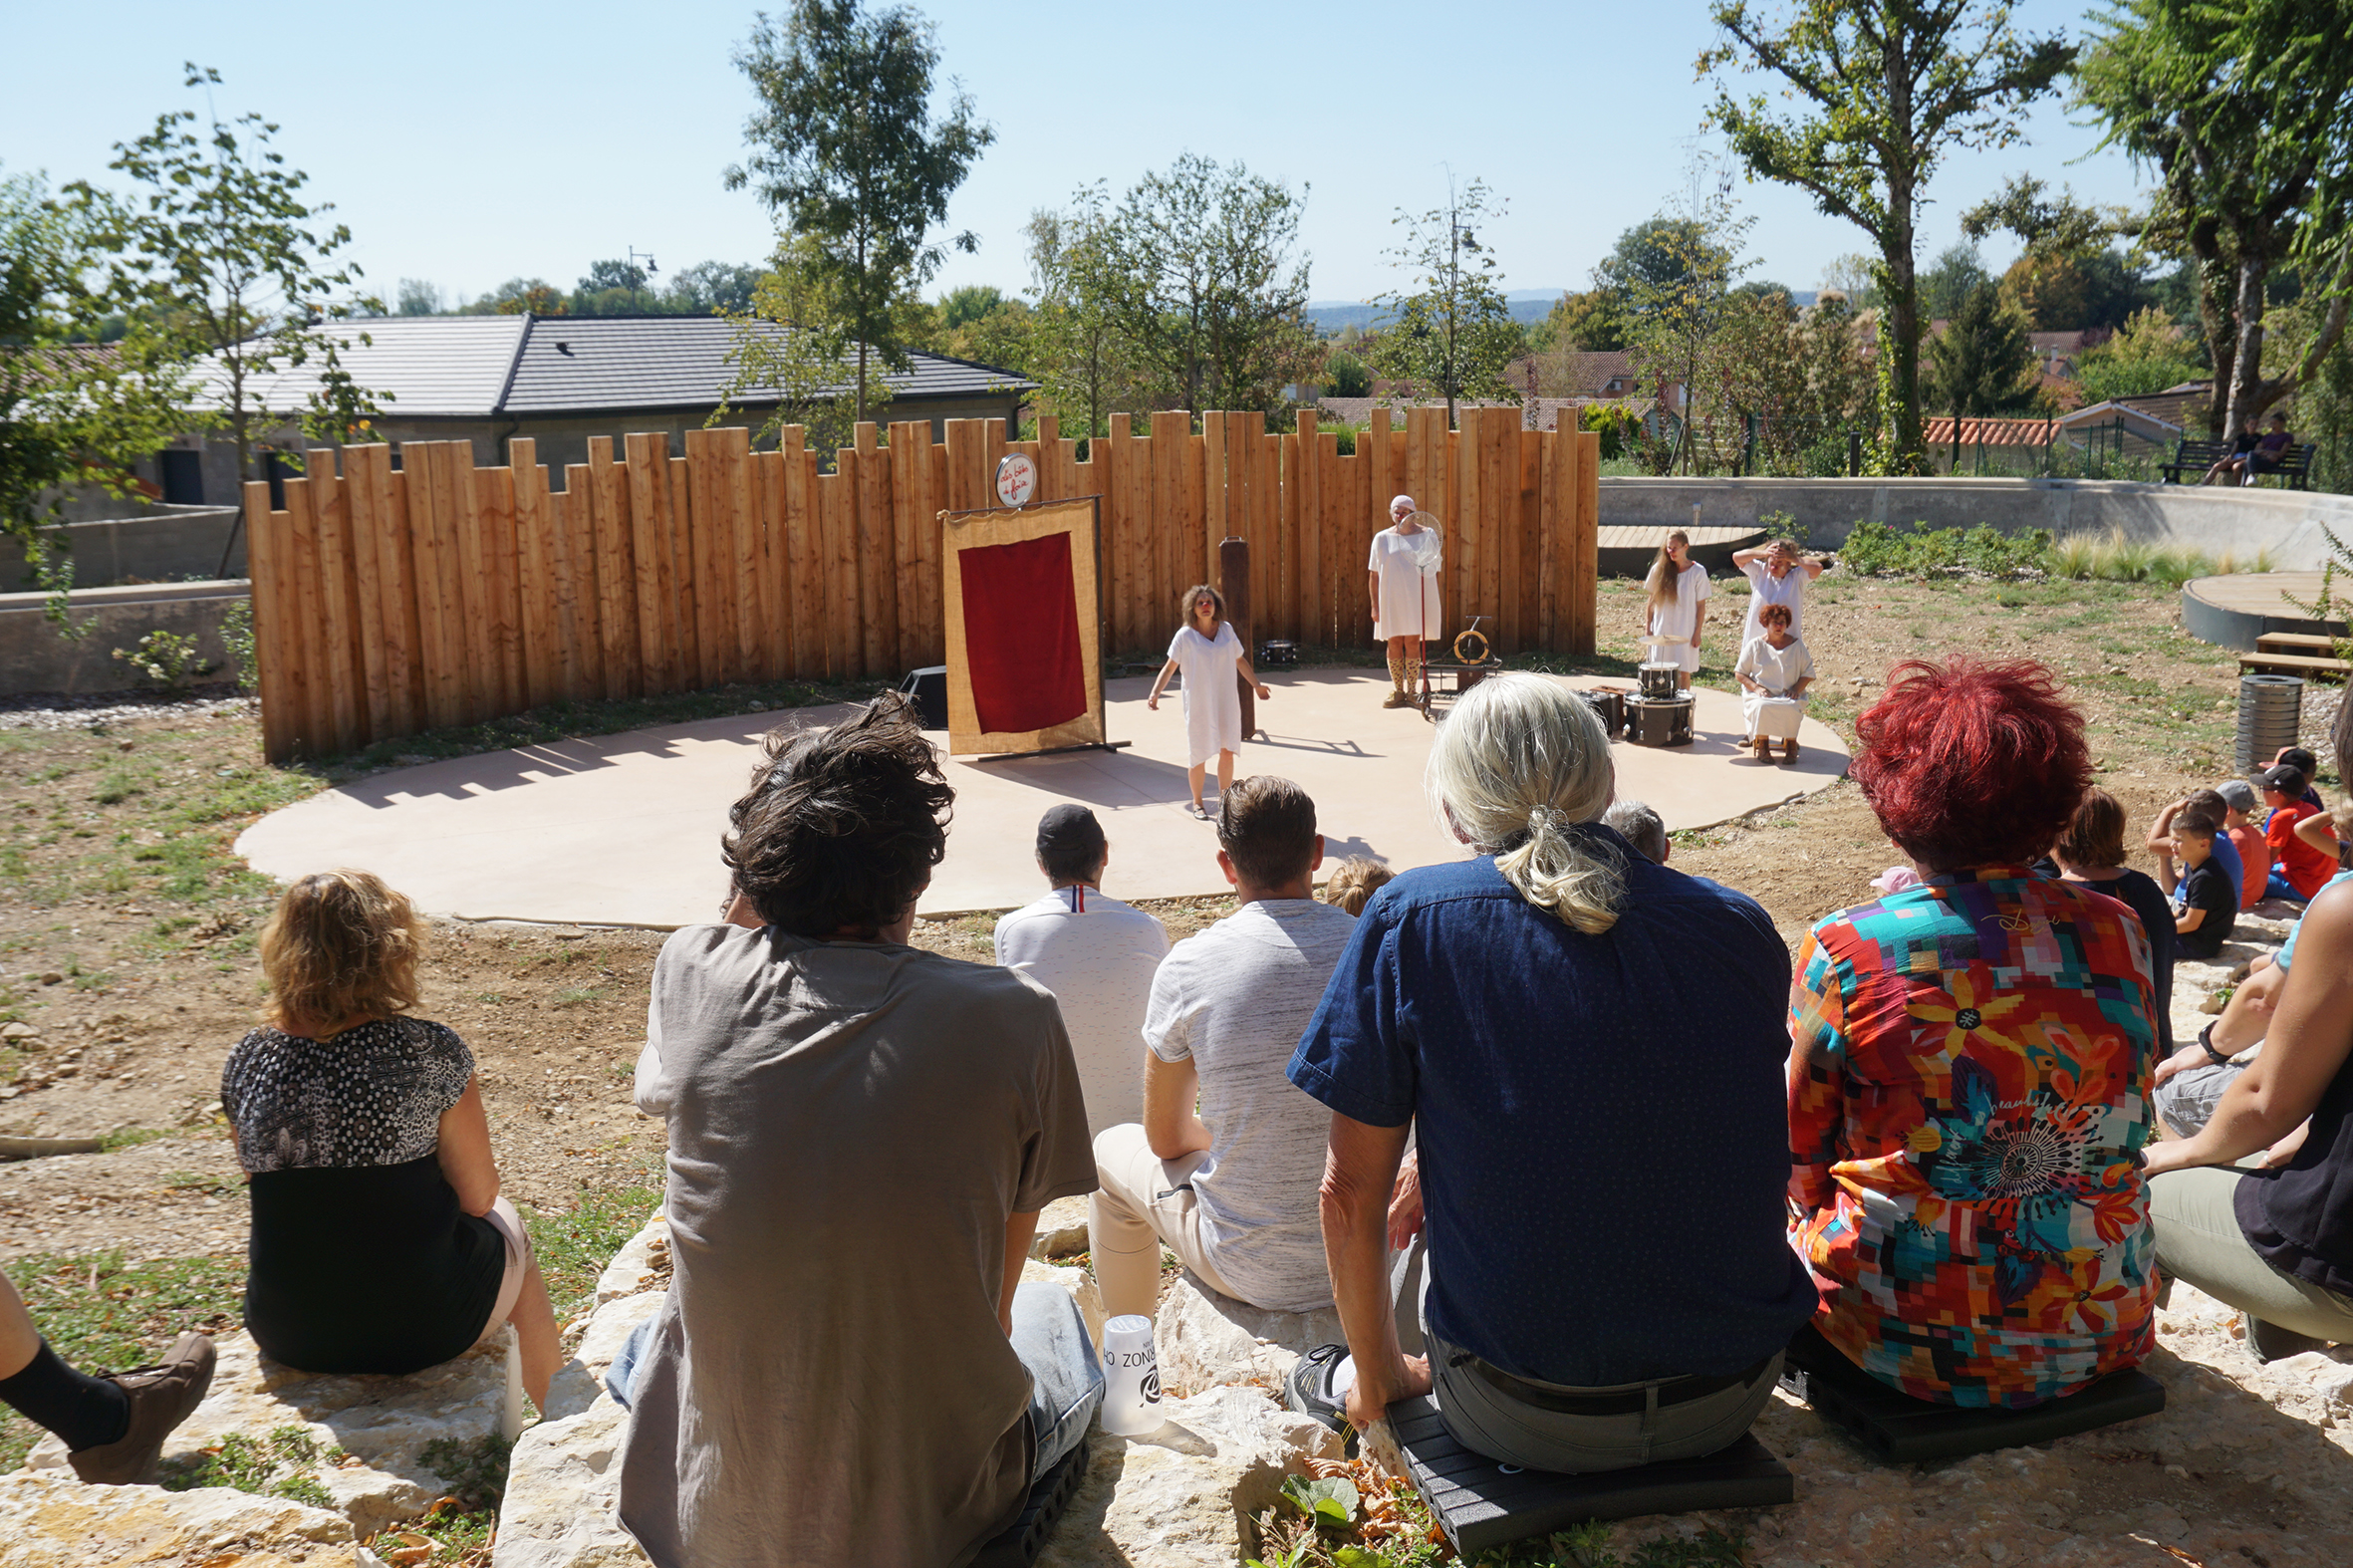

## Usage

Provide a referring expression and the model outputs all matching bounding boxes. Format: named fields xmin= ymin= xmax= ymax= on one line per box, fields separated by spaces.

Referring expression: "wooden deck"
xmin=2182 ymin=572 xmax=2348 ymax=653
xmin=1595 ymin=525 xmax=1768 ymax=550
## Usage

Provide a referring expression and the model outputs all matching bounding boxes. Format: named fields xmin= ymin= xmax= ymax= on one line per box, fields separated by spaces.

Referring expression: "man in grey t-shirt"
xmin=1089 ymin=776 xmax=1356 ymax=1319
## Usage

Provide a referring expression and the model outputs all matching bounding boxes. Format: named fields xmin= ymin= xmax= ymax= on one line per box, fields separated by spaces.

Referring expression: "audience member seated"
xmin=222 ymin=871 xmax=560 ymax=1411
xmin=1788 ymin=658 xmax=2159 ymax=1409
xmin=1602 ymin=798 xmax=1670 ymax=866
xmin=0 ymin=1274 xmax=213 ymax=1483
xmin=2165 ymin=812 xmax=2240 ymax=961
xmin=2043 ymin=786 xmax=2175 ymax=1057
xmin=2150 ymin=790 xmax=2244 ymax=911
xmin=1285 ymin=673 xmax=1815 ymax=1470
xmin=1088 ymin=777 xmax=1352 ymax=1323
xmin=2261 ymin=765 xmax=2336 ymax=904
xmin=2245 ymin=412 xmax=2295 ymax=484
xmin=613 ymin=698 xmax=1101 ymax=1568
xmin=2216 ymin=781 xmax=2271 ymax=912
xmin=1323 ymin=856 xmax=1395 ymax=916
xmin=2275 ymin=747 xmax=2326 ymax=811
xmin=2145 ymin=703 xmax=2353 ymax=1362
xmin=993 ymin=805 xmax=1171 ymax=1135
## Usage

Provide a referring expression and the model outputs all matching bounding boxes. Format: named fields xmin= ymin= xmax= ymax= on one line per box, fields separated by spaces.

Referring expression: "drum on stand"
xmin=1626 ymin=695 xmax=1694 ymax=748
xmin=1638 ymin=662 xmax=1683 ymax=701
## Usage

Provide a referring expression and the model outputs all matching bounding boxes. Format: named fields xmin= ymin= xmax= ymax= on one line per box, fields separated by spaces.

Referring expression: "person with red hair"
xmin=1785 ymin=657 xmax=2162 ymax=1408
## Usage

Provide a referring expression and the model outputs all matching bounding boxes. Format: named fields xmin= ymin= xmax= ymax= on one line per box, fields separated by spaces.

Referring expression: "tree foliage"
xmin=1086 ymin=154 xmax=1314 ymax=415
xmin=1369 ymin=177 xmax=1521 ymax=424
xmin=1928 ymin=282 xmax=2038 ymax=465
xmin=712 ymin=233 xmax=891 ymax=459
xmin=1531 ymin=288 xmax=1626 ymax=354
xmin=2076 ymin=0 xmax=2353 ymax=436
xmin=1622 ymin=179 xmax=1756 ymax=474
xmin=726 ymin=0 xmax=994 ymax=422
xmin=1 ymin=167 xmax=197 ymax=619
xmin=1699 ymin=1 xmax=2074 ymax=471
xmin=68 ymin=64 xmax=385 ymax=493
xmin=2075 ymin=305 xmax=2206 ymax=403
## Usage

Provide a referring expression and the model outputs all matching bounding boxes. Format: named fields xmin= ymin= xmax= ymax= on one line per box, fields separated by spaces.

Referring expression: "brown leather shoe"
xmin=68 ymin=1332 xmax=217 ymax=1485
xmin=1383 ymin=690 xmax=1413 ymax=708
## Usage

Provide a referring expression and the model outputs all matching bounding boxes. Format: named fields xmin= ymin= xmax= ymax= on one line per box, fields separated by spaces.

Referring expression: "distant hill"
xmin=1308 ymin=290 xmax=1565 ymax=335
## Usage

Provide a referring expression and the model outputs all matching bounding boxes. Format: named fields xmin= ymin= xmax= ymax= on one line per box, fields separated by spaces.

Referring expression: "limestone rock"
xmin=24 ymin=1328 xmax=522 ymax=1539
xmin=493 ymin=1392 xmax=646 ymax=1568
xmin=1037 ymin=1385 xmax=1341 ymax=1568
xmin=1154 ymin=1270 xmax=1342 ymax=1397
xmin=592 ymin=1213 xmax=669 ymax=1306
xmin=1030 ymin=1193 xmax=1093 ymax=1260
xmin=1025 ymin=1256 xmax=1108 ymax=1349
xmin=0 ymin=1470 xmax=354 ymax=1568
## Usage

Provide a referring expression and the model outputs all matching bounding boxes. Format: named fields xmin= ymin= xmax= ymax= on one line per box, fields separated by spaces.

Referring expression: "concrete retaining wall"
xmin=3 ymin=506 xmax=246 ymax=592
xmin=0 ymin=580 xmax=248 ymax=695
xmin=1602 ymin=477 xmax=2353 ymax=570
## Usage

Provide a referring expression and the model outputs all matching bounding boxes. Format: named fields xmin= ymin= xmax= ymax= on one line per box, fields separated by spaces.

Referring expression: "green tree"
xmin=711 ymin=234 xmax=883 ymax=459
xmin=1324 ymin=349 xmax=1370 ymax=398
xmin=1622 ymin=179 xmax=1756 ymax=475
xmin=2 ymin=168 xmax=197 ymax=621
xmin=1089 ymin=154 xmax=1314 ymax=415
xmin=2073 ymin=304 xmax=2205 ymax=403
xmin=663 ymin=260 xmax=764 ymax=315
xmin=938 ymin=284 xmax=1005 ymax=331
xmin=1369 ymin=176 xmax=1522 ymax=426
xmin=69 ymin=64 xmax=385 ymax=507
xmin=1699 ymin=2 xmax=2074 ymax=471
xmin=727 ymin=0 xmax=994 ymax=424
xmin=1531 ymin=288 xmax=1626 ymax=353
xmin=393 ymin=278 xmax=442 ymax=316
xmin=1021 ymin=195 xmax=1141 ymax=439
xmin=1918 ymin=243 xmax=1991 ymax=321
xmin=2076 ymin=0 xmax=2353 ymax=438
xmin=1928 ymin=281 xmax=2037 ymax=465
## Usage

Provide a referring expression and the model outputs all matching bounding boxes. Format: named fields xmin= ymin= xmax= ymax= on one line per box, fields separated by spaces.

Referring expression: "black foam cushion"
xmin=1779 ymin=1333 xmax=2166 ymax=1463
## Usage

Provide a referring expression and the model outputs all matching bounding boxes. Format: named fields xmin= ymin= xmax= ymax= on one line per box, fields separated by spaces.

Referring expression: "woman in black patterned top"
xmin=222 ymin=871 xmax=560 ymax=1410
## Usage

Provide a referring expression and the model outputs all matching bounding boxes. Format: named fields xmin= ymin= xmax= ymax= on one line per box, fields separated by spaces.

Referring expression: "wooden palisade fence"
xmin=244 ymin=406 xmax=1599 ymax=762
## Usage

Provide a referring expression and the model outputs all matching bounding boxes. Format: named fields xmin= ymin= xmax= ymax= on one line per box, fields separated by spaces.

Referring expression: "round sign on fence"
xmin=995 ymin=452 xmax=1037 ymax=508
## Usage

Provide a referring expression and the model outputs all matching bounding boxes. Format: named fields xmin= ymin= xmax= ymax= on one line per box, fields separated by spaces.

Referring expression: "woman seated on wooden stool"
xmin=1734 ymin=603 xmax=1814 ymax=764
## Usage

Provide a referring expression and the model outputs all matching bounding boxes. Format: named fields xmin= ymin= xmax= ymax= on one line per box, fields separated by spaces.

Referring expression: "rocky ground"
xmin=3 ymin=568 xmax=2348 ymax=1563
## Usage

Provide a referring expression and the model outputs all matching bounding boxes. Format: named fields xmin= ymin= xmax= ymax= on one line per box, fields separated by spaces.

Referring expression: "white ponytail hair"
xmin=1425 ymin=672 xmax=1625 ymax=933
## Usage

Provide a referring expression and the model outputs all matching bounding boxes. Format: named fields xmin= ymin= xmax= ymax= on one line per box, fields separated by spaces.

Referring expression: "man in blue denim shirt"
xmin=1285 ymin=673 xmax=1815 ymax=1472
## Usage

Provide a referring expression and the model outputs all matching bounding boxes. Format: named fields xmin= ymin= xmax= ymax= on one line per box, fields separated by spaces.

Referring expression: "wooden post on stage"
xmin=1218 ymin=535 xmax=1255 ymax=740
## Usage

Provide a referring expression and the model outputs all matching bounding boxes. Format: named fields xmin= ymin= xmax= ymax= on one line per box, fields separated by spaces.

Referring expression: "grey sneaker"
xmin=68 ymin=1332 xmax=217 ymax=1485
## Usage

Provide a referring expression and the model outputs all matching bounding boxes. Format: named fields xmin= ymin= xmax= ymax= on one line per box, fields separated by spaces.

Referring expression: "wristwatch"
xmin=2199 ymin=1021 xmax=2232 ymax=1068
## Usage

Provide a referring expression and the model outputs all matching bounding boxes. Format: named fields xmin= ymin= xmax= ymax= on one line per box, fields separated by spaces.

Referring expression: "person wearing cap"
xmin=2261 ymin=765 xmax=2336 ymax=903
xmin=993 ymin=806 xmax=1171 ymax=1137
xmin=2274 ymin=747 xmax=2326 ymax=811
xmin=1088 ymin=776 xmax=1350 ymax=1324
xmin=1369 ymin=494 xmax=1442 ymax=708
xmin=2215 ymin=780 xmax=2271 ymax=912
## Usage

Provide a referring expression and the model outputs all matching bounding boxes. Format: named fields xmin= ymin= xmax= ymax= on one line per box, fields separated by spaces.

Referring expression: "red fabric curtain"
xmin=959 ymin=533 xmax=1086 ymax=734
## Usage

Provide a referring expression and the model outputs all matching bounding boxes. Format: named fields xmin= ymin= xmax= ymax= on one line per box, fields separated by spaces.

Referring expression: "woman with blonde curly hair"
xmin=1281 ymin=673 xmax=1813 ymax=1471
xmin=222 ymin=871 xmax=559 ymax=1409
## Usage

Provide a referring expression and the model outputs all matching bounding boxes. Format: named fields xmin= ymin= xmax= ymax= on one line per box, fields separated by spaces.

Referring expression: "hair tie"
xmin=1528 ymin=804 xmax=1565 ymax=835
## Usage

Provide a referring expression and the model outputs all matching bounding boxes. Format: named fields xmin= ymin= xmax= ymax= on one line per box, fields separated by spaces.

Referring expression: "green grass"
xmin=521 ymin=1175 xmax=666 ymax=1324
xmin=160 ymin=1424 xmax=334 ymax=1509
xmin=96 ymin=1127 xmax=177 ymax=1153
xmin=0 ymin=1251 xmax=245 ymax=1470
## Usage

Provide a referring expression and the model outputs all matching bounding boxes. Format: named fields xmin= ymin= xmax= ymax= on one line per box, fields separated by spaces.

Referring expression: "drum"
xmin=1627 ymin=695 xmax=1694 ymax=748
xmin=1579 ymin=687 xmax=1626 ymax=738
xmin=1638 ymin=661 xmax=1682 ymax=701
xmin=1258 ymin=639 xmax=1298 ymax=665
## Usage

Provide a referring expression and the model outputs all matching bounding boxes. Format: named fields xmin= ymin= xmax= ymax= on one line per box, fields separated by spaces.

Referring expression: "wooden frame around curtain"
xmin=940 ymin=497 xmax=1105 ymax=757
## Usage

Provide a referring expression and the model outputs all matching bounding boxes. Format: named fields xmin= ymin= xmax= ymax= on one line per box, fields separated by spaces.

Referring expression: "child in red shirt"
xmin=2260 ymin=764 xmax=2337 ymax=901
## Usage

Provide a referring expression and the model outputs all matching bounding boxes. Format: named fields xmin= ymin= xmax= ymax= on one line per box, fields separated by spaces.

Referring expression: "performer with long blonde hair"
xmin=1642 ymin=530 xmax=1710 ymax=690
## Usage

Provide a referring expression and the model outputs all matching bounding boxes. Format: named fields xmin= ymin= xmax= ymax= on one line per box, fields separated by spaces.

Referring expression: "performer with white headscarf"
xmin=1369 ymin=494 xmax=1443 ymax=708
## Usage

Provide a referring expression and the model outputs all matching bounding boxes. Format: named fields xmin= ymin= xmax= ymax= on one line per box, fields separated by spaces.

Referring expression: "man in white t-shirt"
xmin=1089 ymin=776 xmax=1355 ymax=1319
xmin=993 ymin=805 xmax=1171 ymax=1136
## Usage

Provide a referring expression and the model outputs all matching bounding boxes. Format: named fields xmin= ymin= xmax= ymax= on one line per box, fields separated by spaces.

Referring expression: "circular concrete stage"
xmin=236 ymin=670 xmax=1849 ymax=927
xmin=2182 ymin=573 xmax=2347 ymax=653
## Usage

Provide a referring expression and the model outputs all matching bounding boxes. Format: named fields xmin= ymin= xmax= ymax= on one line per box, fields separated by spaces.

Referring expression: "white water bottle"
xmin=1099 ymin=1314 xmax=1163 ymax=1436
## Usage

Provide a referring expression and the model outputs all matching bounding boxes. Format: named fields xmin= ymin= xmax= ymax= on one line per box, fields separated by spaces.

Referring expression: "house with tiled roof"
xmin=164 ymin=314 xmax=1034 ymax=503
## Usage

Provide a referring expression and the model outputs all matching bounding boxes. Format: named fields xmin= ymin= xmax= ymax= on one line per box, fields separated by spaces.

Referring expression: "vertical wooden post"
xmin=1295 ymin=410 xmax=1322 ymax=645
xmin=342 ymin=444 xmax=393 ymax=740
xmin=588 ymin=436 xmax=639 ymax=699
xmin=306 ymin=451 xmax=363 ymax=752
xmin=622 ymin=433 xmax=674 ymax=694
xmin=719 ymin=426 xmax=762 ymax=681
xmin=1219 ymin=535 xmax=1254 ymax=741
xmin=562 ymin=462 xmax=606 ymax=695
xmin=282 ymin=474 xmax=333 ymax=753
xmin=754 ymin=447 xmax=792 ymax=679
xmin=890 ymin=421 xmax=921 ymax=673
xmin=1572 ymin=430 xmax=1599 ymax=654
xmin=480 ymin=455 xmax=525 ymax=712
xmin=511 ymin=439 xmax=559 ymax=708
xmin=779 ymin=427 xmax=821 ymax=679
xmin=245 ymin=481 xmax=302 ymax=762
xmin=853 ymin=422 xmax=890 ymax=676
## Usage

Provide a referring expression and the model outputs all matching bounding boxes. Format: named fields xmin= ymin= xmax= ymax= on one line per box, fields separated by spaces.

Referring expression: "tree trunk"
xmin=2225 ymin=254 xmax=2270 ymax=436
xmin=1880 ymin=218 xmax=1924 ymax=474
xmin=2193 ymin=253 xmax=2236 ymax=438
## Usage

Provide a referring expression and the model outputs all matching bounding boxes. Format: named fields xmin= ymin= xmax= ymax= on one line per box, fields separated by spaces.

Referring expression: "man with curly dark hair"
xmin=612 ymin=695 xmax=1103 ymax=1568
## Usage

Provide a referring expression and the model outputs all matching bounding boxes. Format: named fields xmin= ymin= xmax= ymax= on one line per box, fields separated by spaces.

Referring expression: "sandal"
xmin=1186 ymin=802 xmax=1209 ymax=820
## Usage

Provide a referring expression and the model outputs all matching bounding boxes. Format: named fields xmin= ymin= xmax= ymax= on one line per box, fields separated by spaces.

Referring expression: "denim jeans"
xmin=2265 ymin=869 xmax=2309 ymax=905
xmin=606 ymin=1281 xmax=1102 ymax=1485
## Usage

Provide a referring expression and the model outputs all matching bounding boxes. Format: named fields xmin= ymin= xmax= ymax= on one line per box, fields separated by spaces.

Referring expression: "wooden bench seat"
xmin=2237 ymin=651 xmax=2351 ymax=677
xmin=2161 ymin=437 xmax=2313 ymax=489
xmin=1778 ymin=1337 xmax=2165 ymax=1463
xmin=1387 ymin=1396 xmax=1793 ymax=1555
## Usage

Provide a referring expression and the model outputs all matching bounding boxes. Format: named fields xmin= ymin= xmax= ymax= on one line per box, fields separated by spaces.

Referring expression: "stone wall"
xmin=1603 ymin=476 xmax=2353 ymax=571
xmin=0 ymin=581 xmax=246 ymax=695
xmin=3 ymin=507 xmax=246 ymax=591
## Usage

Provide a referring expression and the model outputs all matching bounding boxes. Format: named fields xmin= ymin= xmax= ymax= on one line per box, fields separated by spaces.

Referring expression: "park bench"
xmin=2160 ymin=438 xmax=2314 ymax=489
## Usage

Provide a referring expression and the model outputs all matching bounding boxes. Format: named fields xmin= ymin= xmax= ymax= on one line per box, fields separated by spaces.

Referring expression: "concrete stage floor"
xmin=236 ymin=670 xmax=1849 ymax=927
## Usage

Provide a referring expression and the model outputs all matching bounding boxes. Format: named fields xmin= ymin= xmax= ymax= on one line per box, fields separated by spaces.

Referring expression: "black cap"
xmin=1036 ymin=804 xmax=1106 ymax=860
xmin=2257 ymin=764 xmax=2303 ymax=791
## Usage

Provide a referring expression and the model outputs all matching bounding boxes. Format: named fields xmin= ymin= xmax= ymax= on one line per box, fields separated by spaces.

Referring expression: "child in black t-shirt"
xmin=2170 ymin=811 xmax=2239 ymax=959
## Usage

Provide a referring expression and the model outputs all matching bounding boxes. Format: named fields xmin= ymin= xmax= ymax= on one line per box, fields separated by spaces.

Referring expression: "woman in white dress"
xmin=1148 ymin=584 xmax=1271 ymax=819
xmin=1728 ymin=536 xmax=1825 ymax=647
xmin=1734 ymin=602 xmax=1815 ymax=764
xmin=1369 ymin=494 xmax=1443 ymax=708
xmin=1641 ymin=531 xmax=1710 ymax=689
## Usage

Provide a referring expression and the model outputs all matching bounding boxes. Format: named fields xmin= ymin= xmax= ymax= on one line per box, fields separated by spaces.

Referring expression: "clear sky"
xmin=2 ymin=1 xmax=2150 ymax=312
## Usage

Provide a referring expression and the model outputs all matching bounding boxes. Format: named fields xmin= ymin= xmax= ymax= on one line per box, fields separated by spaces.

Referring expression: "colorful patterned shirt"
xmin=1787 ymin=869 xmax=2161 ymax=1408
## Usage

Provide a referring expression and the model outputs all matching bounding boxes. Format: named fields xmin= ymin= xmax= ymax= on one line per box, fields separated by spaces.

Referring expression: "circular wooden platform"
xmin=2182 ymin=573 xmax=2347 ymax=652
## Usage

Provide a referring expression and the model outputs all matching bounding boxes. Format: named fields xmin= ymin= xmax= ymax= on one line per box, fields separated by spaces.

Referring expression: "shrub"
xmin=111 ymin=630 xmax=215 ymax=693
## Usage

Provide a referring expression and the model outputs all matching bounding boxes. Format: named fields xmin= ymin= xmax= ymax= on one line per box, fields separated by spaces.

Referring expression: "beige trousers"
xmin=1088 ymin=1124 xmax=1240 ymax=1322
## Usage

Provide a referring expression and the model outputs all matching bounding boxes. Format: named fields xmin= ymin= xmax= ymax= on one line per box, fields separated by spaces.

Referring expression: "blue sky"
xmin=2 ymin=1 xmax=2151 ymax=311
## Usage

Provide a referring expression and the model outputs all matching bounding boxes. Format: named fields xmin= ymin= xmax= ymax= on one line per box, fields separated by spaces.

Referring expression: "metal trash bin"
xmin=2236 ymin=672 xmax=2302 ymax=774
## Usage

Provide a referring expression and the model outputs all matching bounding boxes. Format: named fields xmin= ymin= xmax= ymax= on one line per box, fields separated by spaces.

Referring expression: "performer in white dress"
xmin=1368 ymin=494 xmax=1443 ymax=708
xmin=1728 ymin=535 xmax=1825 ymax=646
xmin=1148 ymin=584 xmax=1270 ymax=819
xmin=1641 ymin=530 xmax=1710 ymax=687
xmin=1734 ymin=602 xmax=1815 ymax=765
